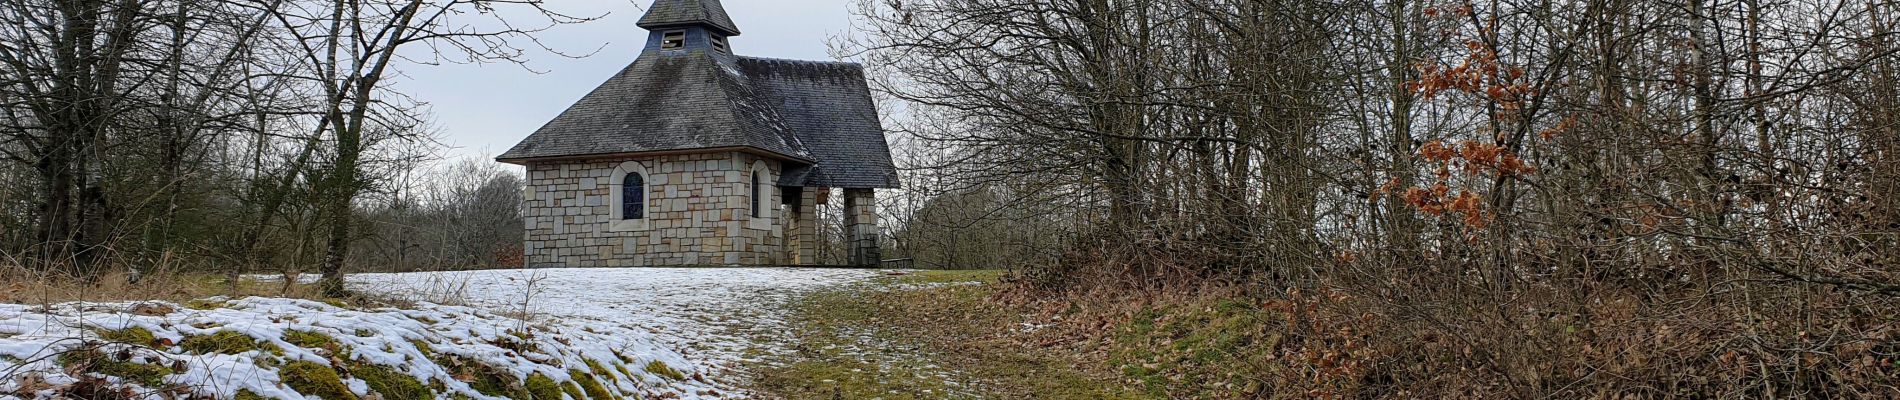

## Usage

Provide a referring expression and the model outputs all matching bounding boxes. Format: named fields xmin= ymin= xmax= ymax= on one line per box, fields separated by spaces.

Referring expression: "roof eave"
xmin=635 ymin=21 xmax=741 ymax=37
xmin=496 ymin=145 xmax=814 ymax=166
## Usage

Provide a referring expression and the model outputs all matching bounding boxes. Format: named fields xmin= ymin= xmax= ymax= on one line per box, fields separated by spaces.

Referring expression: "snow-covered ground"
xmin=346 ymin=268 xmax=883 ymax=393
xmin=0 ymin=298 xmax=710 ymax=400
xmin=0 ymin=268 xmax=882 ymax=400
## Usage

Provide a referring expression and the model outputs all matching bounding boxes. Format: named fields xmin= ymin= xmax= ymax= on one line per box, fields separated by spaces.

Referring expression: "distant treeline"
xmin=0 ymin=0 xmax=590 ymax=294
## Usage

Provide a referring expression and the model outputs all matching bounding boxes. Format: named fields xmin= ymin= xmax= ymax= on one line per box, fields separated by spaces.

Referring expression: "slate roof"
xmin=740 ymin=57 xmax=900 ymax=189
xmin=497 ymin=57 xmax=899 ymax=189
xmin=637 ymin=0 xmax=740 ymax=36
xmin=496 ymin=51 xmax=812 ymax=165
xmin=500 ymin=0 xmax=897 ymax=189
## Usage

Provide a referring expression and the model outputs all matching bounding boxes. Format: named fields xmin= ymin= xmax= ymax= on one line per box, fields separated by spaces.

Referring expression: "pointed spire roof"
xmin=638 ymin=0 xmax=741 ymax=36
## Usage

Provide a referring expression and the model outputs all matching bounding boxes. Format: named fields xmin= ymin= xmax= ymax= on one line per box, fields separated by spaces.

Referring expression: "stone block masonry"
xmin=843 ymin=188 xmax=880 ymax=267
xmin=521 ymin=152 xmax=787 ymax=267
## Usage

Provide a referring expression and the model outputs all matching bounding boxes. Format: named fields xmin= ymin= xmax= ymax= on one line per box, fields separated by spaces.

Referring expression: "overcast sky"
xmin=393 ymin=0 xmax=861 ymax=163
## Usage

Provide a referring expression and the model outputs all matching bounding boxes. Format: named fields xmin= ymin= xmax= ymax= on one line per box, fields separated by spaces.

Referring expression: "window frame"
xmin=710 ymin=35 xmax=729 ymax=53
xmin=609 ymin=161 xmax=652 ymax=232
xmin=746 ymin=161 xmax=774 ymax=229
xmin=749 ymin=172 xmax=763 ymax=218
xmin=660 ymin=30 xmax=686 ymax=49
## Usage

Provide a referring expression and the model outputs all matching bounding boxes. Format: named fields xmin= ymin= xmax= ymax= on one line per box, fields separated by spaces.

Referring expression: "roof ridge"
xmin=737 ymin=55 xmax=862 ymax=67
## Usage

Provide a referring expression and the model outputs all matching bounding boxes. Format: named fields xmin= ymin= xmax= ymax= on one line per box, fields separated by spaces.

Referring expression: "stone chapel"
xmin=498 ymin=0 xmax=899 ymax=267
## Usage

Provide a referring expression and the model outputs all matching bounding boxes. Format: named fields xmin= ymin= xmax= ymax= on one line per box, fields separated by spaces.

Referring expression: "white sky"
xmin=392 ymin=0 xmax=862 ymax=163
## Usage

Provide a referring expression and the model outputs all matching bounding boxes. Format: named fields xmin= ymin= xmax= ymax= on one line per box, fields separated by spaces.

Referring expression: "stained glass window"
xmin=623 ymin=173 xmax=645 ymax=220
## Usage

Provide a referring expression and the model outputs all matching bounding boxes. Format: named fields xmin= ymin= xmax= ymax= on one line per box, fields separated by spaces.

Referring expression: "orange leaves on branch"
xmin=1459 ymin=140 xmax=1501 ymax=166
xmin=1448 ymin=192 xmax=1489 ymax=229
xmin=1409 ymin=38 xmax=1536 ymax=110
xmin=1394 ymin=137 xmax=1536 ymax=230
xmin=1421 ymin=140 xmax=1536 ymax=177
xmin=1421 ymin=3 xmax=1475 ymax=18
xmin=1498 ymin=155 xmax=1534 ymax=176
xmin=1401 ymin=184 xmax=1490 ymax=229
xmin=1421 ymin=140 xmax=1458 ymax=163
xmin=1539 ymin=115 xmax=1579 ymax=140
xmin=1402 ymin=184 xmax=1449 ymax=215
xmin=1458 ymin=141 xmax=1534 ymax=176
xmin=1371 ymin=176 xmax=1404 ymax=202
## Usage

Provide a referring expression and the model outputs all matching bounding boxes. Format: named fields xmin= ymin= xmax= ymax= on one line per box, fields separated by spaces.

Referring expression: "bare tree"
xmin=260 ymin=0 xmax=588 ymax=295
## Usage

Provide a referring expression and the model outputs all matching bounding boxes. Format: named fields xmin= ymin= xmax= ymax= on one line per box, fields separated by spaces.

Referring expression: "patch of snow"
xmin=1 ymin=268 xmax=880 ymax=400
xmin=0 ymin=297 xmax=717 ymax=400
xmin=347 ymin=268 xmax=882 ymax=396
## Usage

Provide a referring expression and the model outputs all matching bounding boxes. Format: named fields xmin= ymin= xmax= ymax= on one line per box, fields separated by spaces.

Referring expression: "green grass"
xmin=1109 ymin=300 xmax=1277 ymax=397
xmin=748 ymin=269 xmax=1145 ymax=400
xmin=891 ymin=269 xmax=1000 ymax=285
xmin=561 ymin=381 xmax=586 ymax=400
xmin=643 ymin=360 xmax=686 ymax=381
xmin=524 ymin=373 xmax=562 ymax=400
xmin=567 ymin=369 xmax=615 ymax=400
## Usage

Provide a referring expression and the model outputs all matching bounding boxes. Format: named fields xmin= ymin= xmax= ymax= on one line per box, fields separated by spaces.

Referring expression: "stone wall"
xmin=521 ymin=152 xmax=788 ymax=267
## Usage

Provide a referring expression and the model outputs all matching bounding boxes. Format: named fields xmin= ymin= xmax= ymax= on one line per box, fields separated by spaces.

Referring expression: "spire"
xmin=638 ymin=0 xmax=741 ymax=36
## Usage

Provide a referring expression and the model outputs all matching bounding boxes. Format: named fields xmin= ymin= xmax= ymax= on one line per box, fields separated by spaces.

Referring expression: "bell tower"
xmin=638 ymin=0 xmax=741 ymax=55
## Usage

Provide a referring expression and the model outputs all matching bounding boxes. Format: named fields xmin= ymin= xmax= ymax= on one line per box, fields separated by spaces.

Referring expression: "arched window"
xmin=609 ymin=160 xmax=651 ymax=232
xmin=622 ymin=172 xmax=646 ymax=220
xmin=750 ymin=172 xmax=763 ymax=218
xmin=745 ymin=160 xmax=773 ymax=229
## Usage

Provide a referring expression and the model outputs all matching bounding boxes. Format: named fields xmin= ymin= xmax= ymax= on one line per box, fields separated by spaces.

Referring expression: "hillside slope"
xmin=0 ymin=297 xmax=715 ymax=400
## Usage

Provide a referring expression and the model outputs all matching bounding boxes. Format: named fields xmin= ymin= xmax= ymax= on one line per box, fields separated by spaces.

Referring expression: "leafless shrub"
xmin=860 ymin=0 xmax=1900 ymax=396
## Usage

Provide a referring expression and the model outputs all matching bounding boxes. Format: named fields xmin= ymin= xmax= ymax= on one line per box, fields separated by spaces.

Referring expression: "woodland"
xmin=2 ymin=0 xmax=1897 ymax=396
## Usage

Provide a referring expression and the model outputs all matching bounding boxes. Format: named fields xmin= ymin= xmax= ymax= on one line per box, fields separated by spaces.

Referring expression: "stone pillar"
xmin=843 ymin=188 xmax=880 ymax=267
xmin=785 ymin=187 xmax=821 ymax=265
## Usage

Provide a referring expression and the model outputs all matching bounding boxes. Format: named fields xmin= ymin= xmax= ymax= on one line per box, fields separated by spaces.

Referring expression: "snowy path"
xmin=348 ymin=268 xmax=884 ymax=396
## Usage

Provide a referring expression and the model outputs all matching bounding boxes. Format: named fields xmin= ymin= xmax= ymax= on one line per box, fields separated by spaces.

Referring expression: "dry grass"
xmin=1002 ymin=263 xmax=1900 ymax=399
xmin=351 ymin=272 xmax=474 ymax=307
xmin=0 ymin=264 xmax=328 ymax=305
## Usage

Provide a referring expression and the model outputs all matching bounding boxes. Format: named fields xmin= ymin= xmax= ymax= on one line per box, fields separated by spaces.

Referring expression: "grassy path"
xmin=744 ymin=270 xmax=1144 ymax=400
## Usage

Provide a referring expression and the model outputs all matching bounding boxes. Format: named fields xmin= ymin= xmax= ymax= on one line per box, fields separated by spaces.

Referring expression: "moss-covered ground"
xmin=50 ymin=315 xmax=638 ymax=400
xmin=93 ymin=326 xmax=159 ymax=346
xmin=180 ymin=330 xmax=281 ymax=355
xmin=279 ymin=361 xmax=358 ymax=400
xmin=349 ymin=363 xmax=434 ymax=400
xmin=746 ymin=270 xmax=1146 ymax=399
xmin=58 ymin=348 xmax=174 ymax=387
